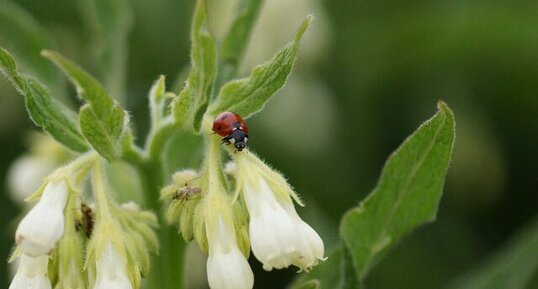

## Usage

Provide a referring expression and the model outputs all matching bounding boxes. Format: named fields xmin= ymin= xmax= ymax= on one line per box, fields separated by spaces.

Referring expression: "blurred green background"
xmin=0 ymin=0 xmax=537 ymax=288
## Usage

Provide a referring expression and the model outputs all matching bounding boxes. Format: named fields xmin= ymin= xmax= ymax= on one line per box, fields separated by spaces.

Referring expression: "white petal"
xmin=94 ymin=277 xmax=132 ymax=289
xmin=206 ymin=216 xmax=253 ymax=289
xmin=94 ymin=242 xmax=133 ymax=289
xmin=16 ymin=180 xmax=68 ymax=256
xmin=207 ymin=249 xmax=253 ymax=289
xmin=9 ymin=254 xmax=51 ymax=289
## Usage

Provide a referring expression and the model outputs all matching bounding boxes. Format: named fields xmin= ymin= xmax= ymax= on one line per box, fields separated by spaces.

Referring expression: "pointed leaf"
xmin=42 ymin=50 xmax=128 ymax=161
xmin=217 ymin=0 xmax=264 ymax=86
xmin=79 ymin=0 xmax=133 ymax=100
xmin=0 ymin=48 xmax=88 ymax=152
xmin=340 ymin=101 xmax=456 ymax=282
xmin=171 ymin=0 xmax=216 ymax=131
xmin=208 ymin=15 xmax=311 ymax=118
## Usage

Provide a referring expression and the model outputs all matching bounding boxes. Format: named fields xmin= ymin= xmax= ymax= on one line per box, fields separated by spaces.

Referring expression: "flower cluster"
xmin=9 ymin=155 xmax=158 ymax=289
xmin=162 ymin=132 xmax=325 ymax=289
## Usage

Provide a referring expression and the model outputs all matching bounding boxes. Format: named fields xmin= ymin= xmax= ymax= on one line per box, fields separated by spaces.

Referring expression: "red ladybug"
xmin=212 ymin=111 xmax=249 ymax=151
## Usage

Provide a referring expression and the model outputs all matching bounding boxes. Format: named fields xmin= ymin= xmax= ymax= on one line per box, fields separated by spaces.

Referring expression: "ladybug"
xmin=212 ymin=111 xmax=249 ymax=151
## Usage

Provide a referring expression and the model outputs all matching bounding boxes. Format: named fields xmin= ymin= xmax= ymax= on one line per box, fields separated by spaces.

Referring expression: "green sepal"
xmin=0 ymin=48 xmax=89 ymax=152
xmin=42 ymin=50 xmax=129 ymax=161
xmin=208 ymin=15 xmax=311 ymax=119
xmin=160 ymin=170 xmax=203 ymax=243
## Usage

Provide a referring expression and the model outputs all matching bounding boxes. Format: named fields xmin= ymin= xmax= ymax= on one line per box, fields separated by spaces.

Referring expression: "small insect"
xmin=212 ymin=111 xmax=249 ymax=151
xmin=172 ymin=186 xmax=202 ymax=202
xmin=75 ymin=203 xmax=94 ymax=238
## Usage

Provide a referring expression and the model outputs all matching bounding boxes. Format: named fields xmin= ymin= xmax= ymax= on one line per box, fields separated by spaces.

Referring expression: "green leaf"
xmin=0 ymin=1 xmax=62 ymax=94
xmin=217 ymin=0 xmax=264 ymax=87
xmin=340 ymin=101 xmax=456 ymax=282
xmin=208 ymin=15 xmax=311 ymax=119
xmin=0 ymin=48 xmax=88 ymax=152
xmin=294 ymin=280 xmax=320 ymax=289
xmin=149 ymin=75 xmax=167 ymax=128
xmin=171 ymin=0 xmax=216 ymax=131
xmin=79 ymin=0 xmax=133 ymax=101
xmin=293 ymin=245 xmax=361 ymax=289
xmin=42 ymin=50 xmax=128 ymax=161
xmin=449 ymin=217 xmax=538 ymax=289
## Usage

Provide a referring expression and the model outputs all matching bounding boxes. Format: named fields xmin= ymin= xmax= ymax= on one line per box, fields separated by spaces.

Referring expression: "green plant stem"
xmin=122 ymin=107 xmax=188 ymax=289
xmin=139 ymin=156 xmax=185 ymax=289
xmin=147 ymin=119 xmax=178 ymax=161
xmin=92 ymin=160 xmax=113 ymax=222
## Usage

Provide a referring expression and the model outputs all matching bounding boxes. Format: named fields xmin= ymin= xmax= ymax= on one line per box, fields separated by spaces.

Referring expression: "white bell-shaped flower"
xmin=93 ymin=242 xmax=133 ymax=289
xmin=15 ymin=180 xmax=69 ymax=256
xmin=243 ymin=178 xmax=325 ymax=272
xmin=206 ymin=215 xmax=254 ymax=289
xmin=9 ymin=254 xmax=51 ymax=289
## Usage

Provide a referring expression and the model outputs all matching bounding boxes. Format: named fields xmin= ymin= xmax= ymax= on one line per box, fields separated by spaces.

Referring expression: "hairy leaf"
xmin=43 ymin=50 xmax=128 ymax=161
xmin=208 ymin=15 xmax=311 ymax=119
xmin=449 ymin=218 xmax=538 ymax=289
xmin=0 ymin=1 xmax=62 ymax=93
xmin=0 ymin=48 xmax=88 ymax=152
xmin=79 ymin=0 xmax=132 ymax=101
xmin=217 ymin=0 xmax=264 ymax=86
xmin=171 ymin=0 xmax=216 ymax=131
xmin=340 ymin=101 xmax=456 ymax=282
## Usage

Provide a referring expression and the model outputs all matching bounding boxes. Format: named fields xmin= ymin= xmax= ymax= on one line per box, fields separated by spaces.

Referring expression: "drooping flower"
xmin=9 ymin=254 xmax=51 ymax=289
xmin=230 ymin=152 xmax=325 ymax=272
xmin=15 ymin=179 xmax=69 ymax=257
xmin=244 ymin=179 xmax=324 ymax=271
xmin=55 ymin=198 xmax=86 ymax=289
xmin=93 ymin=242 xmax=133 ymax=289
xmin=206 ymin=214 xmax=254 ymax=289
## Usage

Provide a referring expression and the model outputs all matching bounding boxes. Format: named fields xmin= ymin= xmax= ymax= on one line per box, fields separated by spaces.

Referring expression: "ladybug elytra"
xmin=212 ymin=111 xmax=249 ymax=151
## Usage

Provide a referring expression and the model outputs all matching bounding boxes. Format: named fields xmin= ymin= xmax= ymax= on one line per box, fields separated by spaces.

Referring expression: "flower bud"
xmin=9 ymin=254 xmax=51 ymax=289
xmin=15 ymin=180 xmax=69 ymax=256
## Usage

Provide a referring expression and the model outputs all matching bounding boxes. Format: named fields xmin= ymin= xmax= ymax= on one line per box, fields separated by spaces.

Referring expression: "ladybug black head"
xmin=235 ymin=141 xmax=246 ymax=151
xmin=226 ymin=129 xmax=248 ymax=151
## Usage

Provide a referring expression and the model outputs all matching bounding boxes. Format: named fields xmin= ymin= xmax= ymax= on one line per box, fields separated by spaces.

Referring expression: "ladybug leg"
xmin=221 ymin=136 xmax=232 ymax=145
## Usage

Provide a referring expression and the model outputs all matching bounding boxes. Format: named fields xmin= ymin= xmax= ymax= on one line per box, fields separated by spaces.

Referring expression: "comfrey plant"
xmin=1 ymin=0 xmax=457 ymax=289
